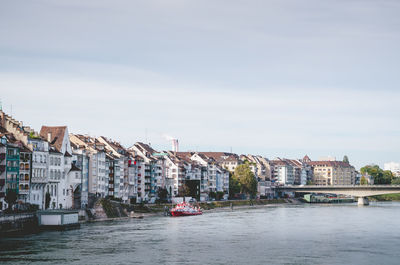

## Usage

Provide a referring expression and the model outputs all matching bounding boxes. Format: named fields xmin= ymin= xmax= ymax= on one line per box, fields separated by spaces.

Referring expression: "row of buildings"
xmin=0 ymin=110 xmax=359 ymax=211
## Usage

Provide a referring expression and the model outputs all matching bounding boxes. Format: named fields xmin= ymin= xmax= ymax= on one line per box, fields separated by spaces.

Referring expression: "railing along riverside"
xmin=0 ymin=212 xmax=36 ymax=224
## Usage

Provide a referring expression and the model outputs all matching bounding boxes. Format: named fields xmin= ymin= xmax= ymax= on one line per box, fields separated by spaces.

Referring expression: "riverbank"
xmin=0 ymin=213 xmax=38 ymax=237
xmin=0 ymin=199 xmax=289 ymax=236
xmin=88 ymin=198 xmax=288 ymax=222
xmin=370 ymin=193 xmax=400 ymax=201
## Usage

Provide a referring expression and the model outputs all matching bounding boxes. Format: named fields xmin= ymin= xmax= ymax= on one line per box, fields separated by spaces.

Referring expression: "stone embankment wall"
xmin=0 ymin=213 xmax=38 ymax=236
xmin=91 ymin=199 xmax=128 ymax=219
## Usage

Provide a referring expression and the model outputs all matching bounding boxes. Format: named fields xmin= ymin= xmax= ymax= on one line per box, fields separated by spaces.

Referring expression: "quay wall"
xmin=0 ymin=213 xmax=38 ymax=236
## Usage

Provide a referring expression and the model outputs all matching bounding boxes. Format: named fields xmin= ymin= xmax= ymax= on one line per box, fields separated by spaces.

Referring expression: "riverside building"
xmin=309 ymin=160 xmax=356 ymax=186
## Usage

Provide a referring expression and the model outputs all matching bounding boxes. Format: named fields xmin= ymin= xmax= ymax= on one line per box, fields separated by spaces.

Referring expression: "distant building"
xmin=0 ymin=136 xmax=7 ymax=210
xmin=308 ymin=160 xmax=356 ymax=186
xmin=270 ymin=159 xmax=295 ymax=186
xmin=16 ymin=142 xmax=32 ymax=203
xmin=40 ymin=126 xmax=74 ymax=209
xmin=129 ymin=142 xmax=165 ymax=202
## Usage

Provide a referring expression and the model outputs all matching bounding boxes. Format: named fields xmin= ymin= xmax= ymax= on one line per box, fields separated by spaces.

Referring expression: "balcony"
xmin=0 ymin=153 xmax=5 ymax=161
xmin=7 ymin=166 xmax=19 ymax=172
xmin=0 ymin=165 xmax=5 ymax=173
xmin=19 ymin=189 xmax=29 ymax=195
xmin=7 ymin=154 xmax=19 ymax=160
xmin=31 ymin=177 xmax=49 ymax=184
xmin=0 ymin=179 xmax=5 ymax=186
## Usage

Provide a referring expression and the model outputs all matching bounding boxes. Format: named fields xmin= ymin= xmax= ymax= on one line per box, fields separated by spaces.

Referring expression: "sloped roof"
xmin=308 ymin=161 xmax=352 ymax=167
xmin=40 ymin=126 xmax=67 ymax=152
xmin=199 ymin=152 xmax=237 ymax=161
xmin=135 ymin=142 xmax=156 ymax=154
xmin=69 ymin=163 xmax=81 ymax=172
xmin=303 ymin=155 xmax=311 ymax=162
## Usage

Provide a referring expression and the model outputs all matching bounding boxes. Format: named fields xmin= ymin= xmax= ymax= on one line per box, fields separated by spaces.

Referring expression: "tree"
xmin=383 ymin=170 xmax=394 ymax=184
xmin=157 ymin=188 xmax=169 ymax=203
xmin=234 ymin=164 xmax=258 ymax=198
xmin=216 ymin=191 xmax=225 ymax=201
xmin=360 ymin=176 xmax=368 ymax=185
xmin=306 ymin=180 xmax=314 ymax=185
xmin=229 ymin=173 xmax=240 ymax=199
xmin=178 ymin=183 xmax=191 ymax=197
xmin=45 ymin=192 xmax=51 ymax=209
xmin=360 ymin=165 xmax=393 ymax=185
xmin=343 ymin=155 xmax=349 ymax=164
xmin=391 ymin=178 xmax=400 ymax=185
xmin=209 ymin=191 xmax=216 ymax=200
xmin=5 ymin=189 xmax=17 ymax=211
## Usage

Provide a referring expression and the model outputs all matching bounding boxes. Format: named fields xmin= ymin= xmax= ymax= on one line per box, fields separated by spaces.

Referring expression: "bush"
xmin=100 ymin=199 xmax=120 ymax=218
xmin=216 ymin=192 xmax=225 ymax=201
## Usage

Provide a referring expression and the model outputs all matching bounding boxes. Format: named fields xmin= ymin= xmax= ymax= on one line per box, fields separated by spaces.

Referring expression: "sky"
xmin=1 ymin=0 xmax=400 ymax=169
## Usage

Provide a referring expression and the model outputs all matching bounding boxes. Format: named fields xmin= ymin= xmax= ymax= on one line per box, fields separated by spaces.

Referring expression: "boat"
xmin=303 ymin=193 xmax=355 ymax=204
xmin=170 ymin=202 xmax=202 ymax=217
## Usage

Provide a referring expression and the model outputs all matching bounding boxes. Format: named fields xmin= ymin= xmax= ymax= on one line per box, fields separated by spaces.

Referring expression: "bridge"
xmin=276 ymin=185 xmax=400 ymax=205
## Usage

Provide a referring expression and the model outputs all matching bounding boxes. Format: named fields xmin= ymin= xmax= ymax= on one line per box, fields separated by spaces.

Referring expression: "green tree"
xmin=45 ymin=192 xmax=51 ymax=209
xmin=5 ymin=189 xmax=17 ymax=211
xmin=229 ymin=173 xmax=240 ymax=198
xmin=343 ymin=155 xmax=349 ymax=164
xmin=383 ymin=170 xmax=394 ymax=184
xmin=234 ymin=164 xmax=258 ymax=198
xmin=360 ymin=176 xmax=368 ymax=185
xmin=209 ymin=191 xmax=216 ymax=199
xmin=216 ymin=191 xmax=225 ymax=201
xmin=391 ymin=178 xmax=400 ymax=185
xmin=360 ymin=165 xmax=393 ymax=185
xmin=306 ymin=180 xmax=314 ymax=185
xmin=178 ymin=183 xmax=191 ymax=197
xmin=157 ymin=188 xmax=169 ymax=202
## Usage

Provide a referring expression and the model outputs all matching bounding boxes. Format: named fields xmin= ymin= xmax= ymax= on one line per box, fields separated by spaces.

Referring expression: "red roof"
xmin=40 ymin=126 xmax=67 ymax=152
xmin=308 ymin=161 xmax=352 ymax=167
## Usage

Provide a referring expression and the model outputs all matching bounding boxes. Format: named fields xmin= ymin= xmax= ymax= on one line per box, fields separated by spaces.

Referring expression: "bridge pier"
xmin=358 ymin=197 xmax=369 ymax=206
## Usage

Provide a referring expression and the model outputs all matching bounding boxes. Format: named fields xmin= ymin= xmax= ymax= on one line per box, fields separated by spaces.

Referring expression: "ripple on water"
xmin=2 ymin=203 xmax=400 ymax=265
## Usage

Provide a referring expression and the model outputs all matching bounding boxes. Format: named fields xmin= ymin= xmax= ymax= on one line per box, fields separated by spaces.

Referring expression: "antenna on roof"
xmin=0 ymin=99 xmax=2 ymax=111
xmin=145 ymin=128 xmax=148 ymax=144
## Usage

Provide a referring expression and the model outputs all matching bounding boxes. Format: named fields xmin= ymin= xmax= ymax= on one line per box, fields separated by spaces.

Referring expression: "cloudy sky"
xmin=1 ymin=0 xmax=400 ymax=169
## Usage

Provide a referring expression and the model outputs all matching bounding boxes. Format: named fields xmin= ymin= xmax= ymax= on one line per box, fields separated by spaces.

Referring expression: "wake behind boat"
xmin=170 ymin=202 xmax=202 ymax=217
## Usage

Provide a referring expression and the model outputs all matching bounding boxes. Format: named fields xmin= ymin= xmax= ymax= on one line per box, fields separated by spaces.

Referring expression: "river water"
xmin=1 ymin=202 xmax=400 ymax=265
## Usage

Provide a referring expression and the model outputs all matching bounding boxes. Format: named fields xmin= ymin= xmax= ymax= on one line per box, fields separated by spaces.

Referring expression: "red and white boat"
xmin=170 ymin=202 xmax=202 ymax=217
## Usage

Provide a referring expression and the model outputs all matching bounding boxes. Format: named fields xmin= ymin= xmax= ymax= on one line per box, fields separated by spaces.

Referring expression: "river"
xmin=1 ymin=202 xmax=400 ymax=265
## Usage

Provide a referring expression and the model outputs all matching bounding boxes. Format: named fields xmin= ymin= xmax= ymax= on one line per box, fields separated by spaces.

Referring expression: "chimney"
xmin=172 ymin=139 xmax=179 ymax=152
xmin=47 ymin=132 xmax=52 ymax=143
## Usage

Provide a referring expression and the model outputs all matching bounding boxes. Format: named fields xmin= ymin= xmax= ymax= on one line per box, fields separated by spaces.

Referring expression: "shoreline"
xmin=84 ymin=199 xmax=290 ymax=223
